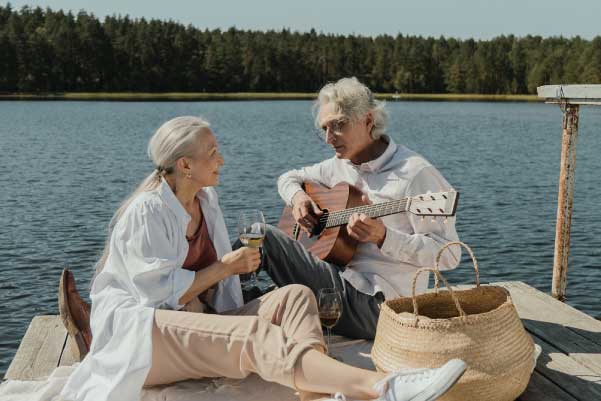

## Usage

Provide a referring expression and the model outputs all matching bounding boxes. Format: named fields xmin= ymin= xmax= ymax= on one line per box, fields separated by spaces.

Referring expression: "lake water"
xmin=1 ymin=100 xmax=600 ymax=376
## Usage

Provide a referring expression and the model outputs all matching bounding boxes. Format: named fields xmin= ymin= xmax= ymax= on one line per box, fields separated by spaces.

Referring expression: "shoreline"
xmin=0 ymin=92 xmax=541 ymax=102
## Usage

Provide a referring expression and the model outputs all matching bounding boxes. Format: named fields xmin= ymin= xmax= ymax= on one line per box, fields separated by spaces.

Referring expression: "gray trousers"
xmin=238 ymin=224 xmax=384 ymax=340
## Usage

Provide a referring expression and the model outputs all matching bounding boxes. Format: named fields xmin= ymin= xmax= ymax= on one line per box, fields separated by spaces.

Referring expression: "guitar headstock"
xmin=407 ymin=190 xmax=459 ymax=217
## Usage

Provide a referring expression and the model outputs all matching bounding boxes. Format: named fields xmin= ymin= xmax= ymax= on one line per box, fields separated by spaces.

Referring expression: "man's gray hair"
xmin=314 ymin=77 xmax=388 ymax=140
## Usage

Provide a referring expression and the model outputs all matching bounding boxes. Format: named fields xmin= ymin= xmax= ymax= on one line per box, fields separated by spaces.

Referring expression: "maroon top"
xmin=182 ymin=201 xmax=218 ymax=271
xmin=182 ymin=200 xmax=219 ymax=308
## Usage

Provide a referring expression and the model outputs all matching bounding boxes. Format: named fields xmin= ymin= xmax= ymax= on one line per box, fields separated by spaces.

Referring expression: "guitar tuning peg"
xmin=444 ymin=217 xmax=448 ymax=224
xmin=420 ymin=216 xmax=425 ymax=222
xmin=431 ymin=217 xmax=437 ymax=223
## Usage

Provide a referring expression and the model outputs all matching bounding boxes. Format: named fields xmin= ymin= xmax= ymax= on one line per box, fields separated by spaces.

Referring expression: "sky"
xmin=5 ymin=0 xmax=601 ymax=40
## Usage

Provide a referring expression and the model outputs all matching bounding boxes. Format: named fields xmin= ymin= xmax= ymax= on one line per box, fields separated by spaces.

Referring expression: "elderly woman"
xmin=59 ymin=116 xmax=466 ymax=401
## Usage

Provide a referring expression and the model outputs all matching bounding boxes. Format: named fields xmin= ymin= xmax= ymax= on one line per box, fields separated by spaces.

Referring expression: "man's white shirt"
xmin=278 ymin=136 xmax=461 ymax=299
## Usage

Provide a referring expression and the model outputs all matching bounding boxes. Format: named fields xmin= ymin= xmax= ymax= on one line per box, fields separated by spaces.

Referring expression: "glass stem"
xmin=327 ymin=327 xmax=331 ymax=355
xmin=252 ymin=246 xmax=262 ymax=287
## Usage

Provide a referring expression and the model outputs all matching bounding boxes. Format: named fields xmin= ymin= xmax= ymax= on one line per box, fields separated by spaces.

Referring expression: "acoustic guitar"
xmin=277 ymin=182 xmax=459 ymax=266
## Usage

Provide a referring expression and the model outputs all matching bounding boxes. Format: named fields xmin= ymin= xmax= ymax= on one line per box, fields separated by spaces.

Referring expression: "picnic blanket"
xmin=0 ymin=340 xmax=541 ymax=401
xmin=0 ymin=339 xmax=374 ymax=401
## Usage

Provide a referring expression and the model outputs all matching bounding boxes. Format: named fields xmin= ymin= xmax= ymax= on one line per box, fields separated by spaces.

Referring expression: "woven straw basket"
xmin=372 ymin=242 xmax=535 ymax=401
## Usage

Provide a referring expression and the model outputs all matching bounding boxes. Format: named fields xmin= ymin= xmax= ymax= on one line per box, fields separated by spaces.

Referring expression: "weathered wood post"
xmin=553 ymin=104 xmax=579 ymax=301
xmin=537 ymin=85 xmax=601 ymax=301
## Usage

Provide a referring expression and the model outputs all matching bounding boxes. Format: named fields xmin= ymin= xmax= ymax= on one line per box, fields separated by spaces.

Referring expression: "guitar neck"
xmin=324 ymin=198 xmax=408 ymax=228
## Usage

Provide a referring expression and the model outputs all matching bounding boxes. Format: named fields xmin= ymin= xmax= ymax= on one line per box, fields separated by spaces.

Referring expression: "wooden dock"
xmin=4 ymin=281 xmax=601 ymax=400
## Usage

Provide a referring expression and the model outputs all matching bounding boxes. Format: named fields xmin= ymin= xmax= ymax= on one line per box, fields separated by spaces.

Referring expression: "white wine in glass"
xmin=237 ymin=210 xmax=266 ymax=286
xmin=239 ymin=233 xmax=264 ymax=248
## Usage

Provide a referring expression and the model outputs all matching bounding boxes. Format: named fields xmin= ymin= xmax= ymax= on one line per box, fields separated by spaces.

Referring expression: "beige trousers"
xmin=144 ymin=284 xmax=326 ymax=389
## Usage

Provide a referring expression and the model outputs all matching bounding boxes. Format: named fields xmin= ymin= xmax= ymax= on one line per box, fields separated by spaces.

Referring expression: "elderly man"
xmin=258 ymin=77 xmax=461 ymax=340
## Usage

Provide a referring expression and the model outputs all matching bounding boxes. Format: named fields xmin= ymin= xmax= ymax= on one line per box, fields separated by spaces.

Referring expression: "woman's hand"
xmin=221 ymin=247 xmax=261 ymax=275
xmin=179 ymin=248 xmax=259 ymax=305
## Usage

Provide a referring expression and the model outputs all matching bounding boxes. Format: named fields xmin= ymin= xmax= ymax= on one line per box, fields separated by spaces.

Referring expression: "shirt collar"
xmin=157 ymin=178 xmax=191 ymax=224
xmin=346 ymin=135 xmax=397 ymax=173
xmin=196 ymin=186 xmax=217 ymax=214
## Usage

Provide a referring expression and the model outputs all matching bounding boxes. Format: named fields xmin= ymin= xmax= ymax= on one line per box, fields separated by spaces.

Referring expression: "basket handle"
xmin=433 ymin=241 xmax=480 ymax=291
xmin=412 ymin=267 xmax=467 ymax=327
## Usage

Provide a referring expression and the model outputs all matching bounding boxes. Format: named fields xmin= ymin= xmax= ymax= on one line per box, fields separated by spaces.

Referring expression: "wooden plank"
xmin=524 ymin=318 xmax=601 ymax=374
xmin=495 ymin=282 xmax=601 ymax=345
xmin=530 ymin=334 xmax=601 ymax=400
xmin=518 ymin=370 xmax=579 ymax=401
xmin=58 ymin=334 xmax=78 ymax=367
xmin=490 ymin=282 xmax=601 ymax=375
xmin=537 ymin=85 xmax=601 ymax=104
xmin=4 ymin=315 xmax=66 ymax=380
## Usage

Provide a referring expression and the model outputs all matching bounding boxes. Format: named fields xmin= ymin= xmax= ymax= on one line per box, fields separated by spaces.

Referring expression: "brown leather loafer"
xmin=58 ymin=268 xmax=93 ymax=361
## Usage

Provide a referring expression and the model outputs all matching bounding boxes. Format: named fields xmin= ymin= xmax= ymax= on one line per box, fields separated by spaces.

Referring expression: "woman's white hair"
xmin=314 ymin=77 xmax=388 ymax=140
xmin=93 ymin=116 xmax=211 ymax=279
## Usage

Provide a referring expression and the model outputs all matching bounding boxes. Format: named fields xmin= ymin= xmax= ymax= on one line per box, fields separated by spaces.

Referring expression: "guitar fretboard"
xmin=320 ymin=198 xmax=409 ymax=228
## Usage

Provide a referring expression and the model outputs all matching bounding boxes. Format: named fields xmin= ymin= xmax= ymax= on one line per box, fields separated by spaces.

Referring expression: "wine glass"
xmin=237 ymin=209 xmax=266 ymax=286
xmin=318 ymin=288 xmax=342 ymax=357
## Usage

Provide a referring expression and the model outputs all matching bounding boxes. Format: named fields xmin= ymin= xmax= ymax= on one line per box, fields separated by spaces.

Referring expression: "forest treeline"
xmin=1 ymin=4 xmax=600 ymax=94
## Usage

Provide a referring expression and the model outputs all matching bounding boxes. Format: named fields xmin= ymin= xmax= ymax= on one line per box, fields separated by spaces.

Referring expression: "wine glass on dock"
xmin=237 ymin=209 xmax=266 ymax=287
xmin=318 ymin=288 xmax=342 ymax=357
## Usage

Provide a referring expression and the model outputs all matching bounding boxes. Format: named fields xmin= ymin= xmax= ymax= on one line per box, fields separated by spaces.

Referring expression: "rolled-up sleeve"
xmin=380 ymin=166 xmax=461 ymax=270
xmin=115 ymin=203 xmax=195 ymax=310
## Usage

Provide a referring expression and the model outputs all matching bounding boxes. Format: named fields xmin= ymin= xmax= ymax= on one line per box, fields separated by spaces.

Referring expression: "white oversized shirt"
xmin=61 ymin=179 xmax=243 ymax=401
xmin=278 ymin=136 xmax=461 ymax=299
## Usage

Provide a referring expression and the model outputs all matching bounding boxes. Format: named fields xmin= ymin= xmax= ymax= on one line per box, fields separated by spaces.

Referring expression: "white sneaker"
xmin=374 ymin=359 xmax=467 ymax=401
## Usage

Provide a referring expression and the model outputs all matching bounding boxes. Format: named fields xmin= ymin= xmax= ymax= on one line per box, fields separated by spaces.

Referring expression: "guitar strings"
xmin=318 ymin=200 xmax=408 ymax=226
xmin=296 ymin=194 xmax=452 ymax=229
xmin=323 ymin=200 xmax=407 ymax=220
